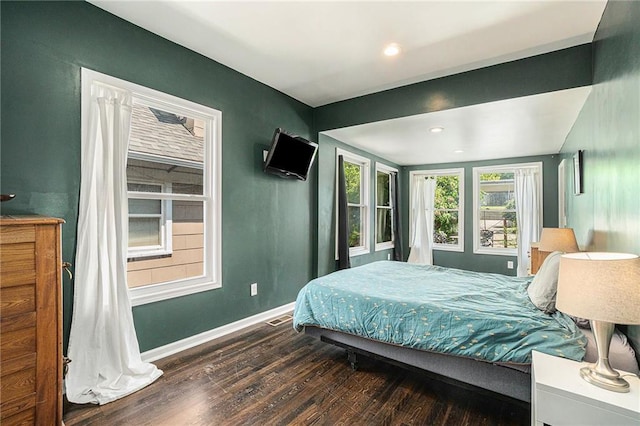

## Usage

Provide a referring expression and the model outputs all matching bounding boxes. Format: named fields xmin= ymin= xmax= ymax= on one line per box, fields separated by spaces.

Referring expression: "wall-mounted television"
xmin=263 ymin=128 xmax=318 ymax=181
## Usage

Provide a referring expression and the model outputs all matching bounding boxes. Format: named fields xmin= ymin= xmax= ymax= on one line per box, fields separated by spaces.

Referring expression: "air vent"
xmin=266 ymin=314 xmax=293 ymax=327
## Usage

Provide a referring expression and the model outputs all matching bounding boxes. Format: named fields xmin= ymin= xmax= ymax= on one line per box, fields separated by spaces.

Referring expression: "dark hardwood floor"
xmin=64 ymin=319 xmax=529 ymax=425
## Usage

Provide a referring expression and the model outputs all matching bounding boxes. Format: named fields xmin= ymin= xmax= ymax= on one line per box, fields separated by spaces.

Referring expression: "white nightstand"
xmin=531 ymin=350 xmax=640 ymax=426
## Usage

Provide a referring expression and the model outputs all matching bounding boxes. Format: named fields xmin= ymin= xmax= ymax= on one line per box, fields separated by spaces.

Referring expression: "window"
xmin=82 ymin=69 xmax=222 ymax=306
xmin=473 ymin=163 xmax=542 ymax=255
xmin=336 ymin=149 xmax=370 ymax=257
xmin=375 ymin=163 xmax=398 ymax=250
xmin=127 ymin=182 xmax=172 ymax=257
xmin=409 ymin=169 xmax=464 ymax=252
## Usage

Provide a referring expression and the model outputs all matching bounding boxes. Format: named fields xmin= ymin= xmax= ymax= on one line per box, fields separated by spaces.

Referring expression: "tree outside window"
xmin=336 ymin=149 xmax=370 ymax=257
xmin=344 ymin=161 xmax=363 ymax=248
xmin=410 ymin=168 xmax=464 ymax=252
xmin=479 ymin=172 xmax=516 ymax=249
xmin=434 ymin=175 xmax=460 ymax=245
xmin=375 ymin=167 xmax=395 ymax=249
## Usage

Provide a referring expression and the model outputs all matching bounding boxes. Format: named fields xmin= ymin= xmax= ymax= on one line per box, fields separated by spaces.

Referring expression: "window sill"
xmin=473 ymin=247 xmax=517 ymax=257
xmin=433 ymin=244 xmax=464 ymax=253
xmin=348 ymin=247 xmax=370 ymax=257
xmin=129 ymin=276 xmax=220 ymax=306
xmin=128 ymin=252 xmax=173 ymax=262
xmin=128 ymin=249 xmax=172 ymax=261
xmin=375 ymin=242 xmax=394 ymax=252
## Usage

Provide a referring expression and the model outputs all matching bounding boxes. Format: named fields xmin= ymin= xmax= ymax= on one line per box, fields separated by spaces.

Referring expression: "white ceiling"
xmin=89 ymin=0 xmax=606 ymax=165
xmin=324 ymin=87 xmax=591 ymax=165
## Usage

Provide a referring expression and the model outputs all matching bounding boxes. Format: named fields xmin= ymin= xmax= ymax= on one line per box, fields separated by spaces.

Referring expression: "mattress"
xmin=293 ymin=261 xmax=586 ymax=364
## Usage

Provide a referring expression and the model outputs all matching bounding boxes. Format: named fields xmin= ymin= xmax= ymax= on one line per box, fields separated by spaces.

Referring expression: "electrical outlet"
xmin=250 ymin=282 xmax=258 ymax=296
xmin=507 ymin=261 xmax=514 ymax=269
xmin=387 ymin=253 xmax=391 ymax=260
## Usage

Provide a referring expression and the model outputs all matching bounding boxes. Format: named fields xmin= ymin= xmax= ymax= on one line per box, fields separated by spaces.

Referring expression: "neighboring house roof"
xmin=129 ymin=103 xmax=203 ymax=163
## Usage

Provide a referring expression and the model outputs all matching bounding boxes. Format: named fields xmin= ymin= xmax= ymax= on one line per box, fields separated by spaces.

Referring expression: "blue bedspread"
xmin=293 ymin=261 xmax=586 ymax=364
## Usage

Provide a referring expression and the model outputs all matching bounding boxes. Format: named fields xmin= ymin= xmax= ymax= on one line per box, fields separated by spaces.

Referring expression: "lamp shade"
xmin=538 ymin=228 xmax=579 ymax=253
xmin=557 ymin=252 xmax=640 ymax=325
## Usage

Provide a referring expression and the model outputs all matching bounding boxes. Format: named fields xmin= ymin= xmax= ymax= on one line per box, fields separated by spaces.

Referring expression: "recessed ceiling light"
xmin=454 ymin=149 xmax=464 ymax=154
xmin=430 ymin=126 xmax=444 ymax=133
xmin=383 ymin=43 xmax=401 ymax=57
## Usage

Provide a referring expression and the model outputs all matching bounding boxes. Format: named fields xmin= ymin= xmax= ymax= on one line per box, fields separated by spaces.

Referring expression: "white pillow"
xmin=527 ymin=251 xmax=563 ymax=313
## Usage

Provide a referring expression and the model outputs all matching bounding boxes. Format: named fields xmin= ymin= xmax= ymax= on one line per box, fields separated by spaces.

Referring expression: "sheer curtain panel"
xmin=514 ymin=168 xmax=542 ymax=277
xmin=66 ymin=72 xmax=162 ymax=405
xmin=408 ymin=177 xmax=436 ymax=265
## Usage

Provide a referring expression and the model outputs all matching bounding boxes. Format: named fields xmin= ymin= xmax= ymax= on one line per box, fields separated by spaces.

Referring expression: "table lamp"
xmin=556 ymin=252 xmax=640 ymax=392
xmin=538 ymin=228 xmax=579 ymax=253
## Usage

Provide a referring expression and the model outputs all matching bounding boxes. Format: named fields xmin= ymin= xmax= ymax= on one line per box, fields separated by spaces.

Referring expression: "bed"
xmin=293 ymin=260 xmax=639 ymax=403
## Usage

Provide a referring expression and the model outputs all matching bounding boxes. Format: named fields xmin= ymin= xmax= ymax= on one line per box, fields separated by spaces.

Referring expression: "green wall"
xmin=0 ymin=1 xmax=315 ymax=352
xmin=559 ymin=0 xmax=640 ymax=359
xmin=561 ymin=0 xmax=640 ymax=255
xmin=403 ymin=155 xmax=560 ymax=275
xmin=316 ymin=134 xmax=400 ymax=277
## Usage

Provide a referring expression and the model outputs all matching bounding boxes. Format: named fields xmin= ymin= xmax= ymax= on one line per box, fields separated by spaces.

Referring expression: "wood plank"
xmin=172 ymin=221 xmax=203 ymax=235
xmin=150 ymin=264 xmax=189 ymax=284
xmin=1 ymin=353 xmax=37 ymax=377
xmin=0 ymin=242 xmax=34 ymax=270
xmin=0 ymin=312 xmax=36 ymax=334
xmin=0 ymin=394 xmax=36 ymax=420
xmin=186 ymin=262 xmax=203 ymax=277
xmin=34 ymin=224 xmax=62 ymax=424
xmin=0 ymin=226 xmax=35 ymax=244
xmin=127 ymin=269 xmax=152 ymax=288
xmin=0 ymin=216 xmax=64 ymax=226
xmin=127 ymin=248 xmax=204 ymax=271
xmin=1 ymin=406 xmax=35 ymax=425
xmin=0 ymin=270 xmax=36 ymax=288
xmin=0 ymin=285 xmax=35 ymax=317
xmin=0 ymin=327 xmax=36 ymax=360
xmin=63 ymin=320 xmax=528 ymax=426
xmin=0 ymin=367 xmax=36 ymax=403
xmin=183 ymin=233 xmax=204 ymax=249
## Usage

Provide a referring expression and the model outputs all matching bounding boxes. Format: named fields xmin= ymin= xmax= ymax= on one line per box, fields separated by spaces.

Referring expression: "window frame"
xmin=127 ymin=181 xmax=173 ymax=259
xmin=472 ymin=162 xmax=543 ymax=256
xmin=335 ymin=148 xmax=370 ymax=257
xmin=409 ymin=168 xmax=465 ymax=253
xmin=375 ymin=163 xmax=398 ymax=251
xmin=81 ymin=68 xmax=222 ymax=307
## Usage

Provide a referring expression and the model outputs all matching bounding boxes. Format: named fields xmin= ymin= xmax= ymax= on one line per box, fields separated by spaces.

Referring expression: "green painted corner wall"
xmin=316 ymin=134 xmax=400 ymax=277
xmin=0 ymin=1 xmax=315 ymax=352
xmin=403 ymin=155 xmax=560 ymax=275
xmin=560 ymin=0 xmax=640 ymax=365
xmin=561 ymin=0 xmax=640 ymax=255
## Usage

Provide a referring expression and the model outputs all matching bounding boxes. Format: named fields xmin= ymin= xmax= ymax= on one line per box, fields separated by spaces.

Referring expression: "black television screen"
xmin=264 ymin=128 xmax=318 ymax=181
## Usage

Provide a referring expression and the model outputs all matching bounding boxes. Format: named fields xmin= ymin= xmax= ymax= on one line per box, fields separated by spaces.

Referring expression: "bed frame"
xmin=304 ymin=326 xmax=532 ymax=403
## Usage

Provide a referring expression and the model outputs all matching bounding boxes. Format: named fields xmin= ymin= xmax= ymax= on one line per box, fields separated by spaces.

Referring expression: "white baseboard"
xmin=141 ymin=302 xmax=296 ymax=363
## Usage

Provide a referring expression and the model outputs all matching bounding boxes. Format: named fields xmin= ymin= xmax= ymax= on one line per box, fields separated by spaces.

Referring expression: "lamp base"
xmin=580 ymin=365 xmax=630 ymax=393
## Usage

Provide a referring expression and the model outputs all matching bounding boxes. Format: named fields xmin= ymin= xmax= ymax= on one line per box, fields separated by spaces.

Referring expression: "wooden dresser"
xmin=1 ymin=216 xmax=64 ymax=425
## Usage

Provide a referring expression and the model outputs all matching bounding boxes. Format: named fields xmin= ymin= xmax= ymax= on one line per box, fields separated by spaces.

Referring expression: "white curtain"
xmin=514 ymin=168 xmax=542 ymax=277
xmin=66 ymin=82 xmax=162 ymax=404
xmin=408 ymin=177 xmax=436 ymax=265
